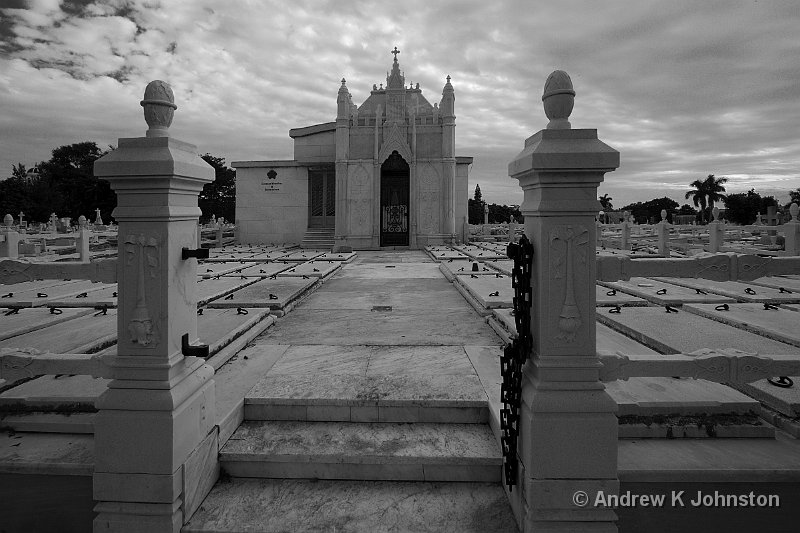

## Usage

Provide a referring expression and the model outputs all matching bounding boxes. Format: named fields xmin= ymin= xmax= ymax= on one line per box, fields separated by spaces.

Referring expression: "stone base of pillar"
xmin=93 ymin=360 xmax=215 ymax=532
xmin=514 ymin=373 xmax=619 ymax=532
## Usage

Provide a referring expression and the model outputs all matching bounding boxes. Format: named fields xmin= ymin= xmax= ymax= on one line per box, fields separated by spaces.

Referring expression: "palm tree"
xmin=599 ymin=193 xmax=613 ymax=211
xmin=704 ymin=174 xmax=727 ymax=222
xmin=685 ymin=174 xmax=727 ymax=224
xmin=685 ymin=179 xmax=708 ymax=224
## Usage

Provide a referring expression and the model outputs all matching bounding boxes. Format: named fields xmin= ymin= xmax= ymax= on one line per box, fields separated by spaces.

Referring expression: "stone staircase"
xmin=183 ymin=377 xmax=518 ymax=532
xmin=300 ymin=227 xmax=335 ymax=249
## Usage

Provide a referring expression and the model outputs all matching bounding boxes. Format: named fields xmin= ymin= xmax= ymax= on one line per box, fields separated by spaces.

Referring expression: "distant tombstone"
xmin=49 ymin=212 xmax=58 ymax=234
xmin=94 ymin=208 xmax=104 ymax=226
xmin=0 ymin=214 xmax=20 ymax=259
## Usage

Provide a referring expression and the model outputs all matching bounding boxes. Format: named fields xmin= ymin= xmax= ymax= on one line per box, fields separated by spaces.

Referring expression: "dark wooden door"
xmin=308 ymin=168 xmax=335 ymax=228
xmin=380 ymin=152 xmax=410 ymax=246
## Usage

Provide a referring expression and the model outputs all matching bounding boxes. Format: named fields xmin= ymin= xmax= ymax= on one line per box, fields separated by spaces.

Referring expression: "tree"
xmin=786 ymin=187 xmax=800 ymax=209
xmin=677 ymin=204 xmax=698 ymax=215
xmin=1 ymin=142 xmax=115 ymax=224
xmin=723 ymin=189 xmax=778 ymax=225
xmin=599 ymin=193 xmax=613 ymax=211
xmin=473 ymin=184 xmax=482 ymax=203
xmin=685 ymin=174 xmax=727 ymax=224
xmin=199 ymin=154 xmax=236 ymax=223
xmin=620 ymin=197 xmax=679 ymax=224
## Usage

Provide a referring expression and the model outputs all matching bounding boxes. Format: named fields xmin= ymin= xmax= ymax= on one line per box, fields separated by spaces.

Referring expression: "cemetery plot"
xmin=595 ymin=285 xmax=647 ymax=307
xmin=425 ymin=247 xmax=469 ymax=261
xmin=454 ymin=273 xmax=512 ymax=309
xmin=197 ymin=262 xmax=249 ymax=278
xmin=738 ymin=379 xmax=800 ymax=419
xmin=473 ymin=242 xmax=509 ymax=254
xmin=206 ymin=277 xmax=318 ymax=311
xmin=453 ymin=245 xmax=505 ymax=260
xmin=652 ymin=277 xmax=800 ymax=304
xmin=276 ymin=260 xmax=341 ymax=279
xmin=317 ymin=252 xmax=357 ymax=262
xmin=0 ymin=278 xmax=79 ymax=295
xmin=336 ymin=262 xmax=443 ymax=279
xmin=197 ymin=277 xmax=262 ymax=305
xmin=748 ymin=275 xmax=800 ymax=294
xmin=682 ymin=303 xmax=800 ymax=348
xmin=232 ymin=262 xmax=294 ymax=278
xmin=0 ymin=307 xmax=94 ymax=341
xmin=247 ymin=250 xmax=294 ymax=261
xmin=482 ymin=260 xmax=513 ymax=276
xmin=43 ymin=284 xmax=118 ymax=308
xmin=438 ymin=260 xmax=493 ymax=281
xmin=597 ymin=305 xmax=800 ymax=355
xmin=0 ymin=280 xmax=112 ymax=308
xmin=280 ymin=250 xmax=325 ymax=262
xmin=300 ymin=278 xmax=468 ymax=312
xmin=0 ymin=308 xmax=117 ymax=354
xmin=598 ymin=277 xmax=735 ymax=306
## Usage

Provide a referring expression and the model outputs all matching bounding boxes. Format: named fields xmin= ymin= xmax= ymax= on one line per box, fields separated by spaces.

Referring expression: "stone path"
xmin=186 ymin=250 xmax=519 ymax=532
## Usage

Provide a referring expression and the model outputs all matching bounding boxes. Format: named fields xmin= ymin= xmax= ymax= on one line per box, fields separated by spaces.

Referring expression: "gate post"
xmin=508 ymin=71 xmax=620 ymax=532
xmin=92 ymin=81 xmax=216 ymax=532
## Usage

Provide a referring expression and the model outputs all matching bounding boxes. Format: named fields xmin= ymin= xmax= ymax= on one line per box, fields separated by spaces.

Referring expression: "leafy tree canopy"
xmin=199 ymin=154 xmax=236 ymax=223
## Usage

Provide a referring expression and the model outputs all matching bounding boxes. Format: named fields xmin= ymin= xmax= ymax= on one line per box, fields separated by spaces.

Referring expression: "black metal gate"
xmin=380 ymin=151 xmax=409 ymax=246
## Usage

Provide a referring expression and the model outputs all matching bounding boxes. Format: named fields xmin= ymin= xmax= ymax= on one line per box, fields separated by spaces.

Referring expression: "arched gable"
xmin=378 ymin=123 xmax=412 ymax=165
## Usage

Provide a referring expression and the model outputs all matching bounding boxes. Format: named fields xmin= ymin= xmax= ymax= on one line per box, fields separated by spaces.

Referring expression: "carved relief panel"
xmin=548 ymin=225 xmax=588 ymax=346
xmin=348 ymin=165 xmax=372 ymax=235
xmin=124 ymin=233 xmax=161 ymax=348
xmin=417 ymin=163 xmax=441 ymax=234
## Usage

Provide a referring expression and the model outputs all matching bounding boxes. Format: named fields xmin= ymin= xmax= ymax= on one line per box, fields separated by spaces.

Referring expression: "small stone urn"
xmin=140 ymin=80 xmax=177 ymax=137
xmin=542 ymin=70 xmax=575 ymax=129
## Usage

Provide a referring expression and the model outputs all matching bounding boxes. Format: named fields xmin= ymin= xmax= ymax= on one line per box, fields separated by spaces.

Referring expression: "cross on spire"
xmin=391 ymin=46 xmax=400 ymax=61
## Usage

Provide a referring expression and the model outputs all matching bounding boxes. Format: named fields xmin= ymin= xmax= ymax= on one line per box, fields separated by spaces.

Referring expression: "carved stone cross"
xmin=391 ymin=46 xmax=400 ymax=60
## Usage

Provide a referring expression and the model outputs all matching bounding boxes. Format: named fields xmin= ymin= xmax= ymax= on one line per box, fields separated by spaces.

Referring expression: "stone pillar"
xmin=620 ymin=211 xmax=630 ymax=250
xmin=657 ymin=209 xmax=670 ymax=257
xmin=708 ymin=206 xmax=724 ymax=253
xmin=92 ymin=80 xmax=216 ymax=532
xmin=49 ymin=212 xmax=58 ymax=235
xmin=0 ymin=214 xmax=20 ymax=259
xmin=77 ymin=215 xmax=91 ymax=262
xmin=441 ymin=76 xmax=456 ymax=243
xmin=784 ymin=203 xmax=800 ymax=255
xmin=509 ymin=216 xmax=517 ymax=244
xmin=215 ymin=222 xmax=224 ymax=248
xmin=334 ymin=79 xmax=351 ymax=252
xmin=484 ymin=203 xmax=489 ymax=225
xmin=508 ymin=70 xmax=620 ymax=532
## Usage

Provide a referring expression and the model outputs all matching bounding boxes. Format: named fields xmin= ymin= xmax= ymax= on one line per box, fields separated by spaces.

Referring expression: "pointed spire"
xmin=386 ymin=46 xmax=404 ymax=89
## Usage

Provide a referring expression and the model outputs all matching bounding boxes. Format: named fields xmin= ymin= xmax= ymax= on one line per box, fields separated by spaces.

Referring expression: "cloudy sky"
xmin=1 ymin=0 xmax=798 ymax=209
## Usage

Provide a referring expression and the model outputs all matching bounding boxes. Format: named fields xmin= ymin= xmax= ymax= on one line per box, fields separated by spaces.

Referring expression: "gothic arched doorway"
xmin=380 ymin=151 xmax=410 ymax=246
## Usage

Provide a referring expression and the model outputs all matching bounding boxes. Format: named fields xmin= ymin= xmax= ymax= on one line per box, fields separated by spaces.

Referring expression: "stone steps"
xmin=183 ymin=479 xmax=518 ymax=533
xmin=220 ymin=420 xmax=501 ymax=482
xmin=300 ymin=227 xmax=334 ymax=249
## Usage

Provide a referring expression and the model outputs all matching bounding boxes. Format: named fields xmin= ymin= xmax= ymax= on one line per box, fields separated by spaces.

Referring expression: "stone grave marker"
xmin=0 ymin=308 xmax=117 ymax=353
xmin=652 ymin=276 xmax=800 ymax=304
xmin=682 ymin=303 xmax=800 ymax=347
xmin=0 ymin=280 xmax=111 ymax=308
xmin=0 ymin=307 xmax=94 ymax=341
xmin=197 ymin=276 xmax=262 ymax=305
xmin=599 ymin=277 xmax=735 ymax=306
xmin=454 ymin=272 xmax=513 ymax=308
xmin=206 ymin=277 xmax=318 ymax=311
xmin=41 ymin=284 xmax=118 ymax=308
xmin=197 ymin=261 xmax=249 ymax=278
xmin=276 ymin=260 xmax=341 ymax=279
xmin=232 ymin=262 xmax=294 ymax=278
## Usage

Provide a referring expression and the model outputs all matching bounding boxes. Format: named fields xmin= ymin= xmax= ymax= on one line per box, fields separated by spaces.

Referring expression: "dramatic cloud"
xmin=1 ymin=0 xmax=798 ymax=210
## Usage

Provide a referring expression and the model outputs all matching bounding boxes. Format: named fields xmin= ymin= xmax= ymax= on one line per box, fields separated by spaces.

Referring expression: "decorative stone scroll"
xmin=598 ymin=348 xmax=800 ymax=383
xmin=124 ymin=233 xmax=160 ymax=347
xmin=549 ymin=224 xmax=588 ymax=343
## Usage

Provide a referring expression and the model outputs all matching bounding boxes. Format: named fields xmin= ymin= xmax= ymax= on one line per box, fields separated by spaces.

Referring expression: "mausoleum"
xmin=233 ymin=48 xmax=472 ymax=250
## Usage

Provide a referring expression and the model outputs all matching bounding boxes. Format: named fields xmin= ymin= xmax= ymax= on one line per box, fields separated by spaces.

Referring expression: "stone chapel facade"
xmin=233 ymin=50 xmax=472 ymax=250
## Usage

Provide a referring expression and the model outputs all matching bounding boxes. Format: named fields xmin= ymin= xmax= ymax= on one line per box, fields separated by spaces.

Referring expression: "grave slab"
xmin=0 ymin=307 xmax=94 ymax=341
xmin=596 ymin=285 xmax=648 ymax=307
xmin=596 ymin=306 xmax=800 ymax=355
xmin=652 ymin=277 xmax=800 ymax=304
xmin=482 ymin=260 xmax=513 ymax=276
xmin=599 ymin=277 xmax=735 ymax=306
xmin=738 ymin=379 xmax=800 ymax=418
xmin=454 ymin=273 xmax=513 ymax=308
xmin=197 ymin=262 xmax=249 ymax=278
xmin=0 ymin=279 xmax=81 ymax=296
xmin=206 ymin=277 xmax=317 ymax=310
xmin=40 ymin=284 xmax=118 ymax=308
xmin=749 ymin=276 xmax=800 ymax=294
xmin=317 ymin=252 xmax=357 ymax=262
xmin=425 ymin=247 xmax=469 ymax=261
xmin=683 ymin=303 xmax=800 ymax=348
xmin=605 ymin=377 xmax=760 ymax=416
xmin=453 ymin=245 xmax=506 ymax=260
xmin=197 ymin=276 xmax=261 ymax=305
xmin=246 ymin=250 xmax=293 ymax=261
xmin=0 ymin=280 xmax=111 ymax=308
xmin=0 ymin=309 xmax=117 ymax=354
xmin=276 ymin=260 xmax=341 ymax=279
xmin=357 ymin=250 xmax=431 ymax=263
xmin=229 ymin=262 xmax=293 ymax=278
xmin=280 ymin=250 xmax=325 ymax=262
xmin=438 ymin=260 xmax=493 ymax=281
